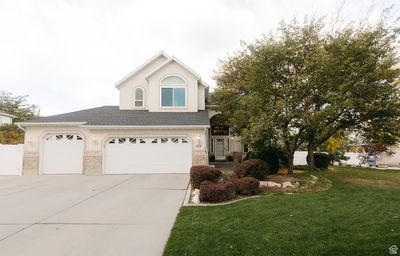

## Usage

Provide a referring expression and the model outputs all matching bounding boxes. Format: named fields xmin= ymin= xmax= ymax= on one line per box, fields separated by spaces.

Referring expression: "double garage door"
xmin=42 ymin=134 xmax=192 ymax=174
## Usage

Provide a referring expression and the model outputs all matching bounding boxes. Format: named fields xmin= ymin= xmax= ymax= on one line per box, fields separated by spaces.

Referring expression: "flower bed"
xmin=187 ymin=164 xmax=331 ymax=205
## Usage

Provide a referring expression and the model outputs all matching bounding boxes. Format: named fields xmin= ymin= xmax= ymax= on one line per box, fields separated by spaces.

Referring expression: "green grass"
xmin=164 ymin=167 xmax=400 ymax=256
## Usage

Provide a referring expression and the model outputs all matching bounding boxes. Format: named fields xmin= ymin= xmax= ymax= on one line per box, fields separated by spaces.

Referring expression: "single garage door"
xmin=42 ymin=133 xmax=84 ymax=174
xmin=104 ymin=137 xmax=192 ymax=174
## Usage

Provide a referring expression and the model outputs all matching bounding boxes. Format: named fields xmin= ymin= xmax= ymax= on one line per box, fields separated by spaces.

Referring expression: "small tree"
xmin=0 ymin=91 xmax=39 ymax=122
xmin=0 ymin=91 xmax=39 ymax=144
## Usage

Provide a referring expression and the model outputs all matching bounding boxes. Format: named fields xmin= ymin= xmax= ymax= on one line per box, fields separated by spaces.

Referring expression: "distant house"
xmin=0 ymin=112 xmax=15 ymax=126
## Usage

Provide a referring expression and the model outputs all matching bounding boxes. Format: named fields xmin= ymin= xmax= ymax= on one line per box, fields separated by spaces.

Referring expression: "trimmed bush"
xmin=190 ymin=165 xmax=222 ymax=189
xmin=234 ymin=159 xmax=269 ymax=180
xmin=232 ymin=177 xmax=260 ymax=196
xmin=314 ymin=153 xmax=331 ymax=169
xmin=244 ymin=147 xmax=288 ymax=174
xmin=199 ymin=181 xmax=236 ymax=203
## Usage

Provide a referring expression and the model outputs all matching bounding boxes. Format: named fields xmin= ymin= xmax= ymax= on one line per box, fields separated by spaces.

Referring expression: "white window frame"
xmin=159 ymin=75 xmax=187 ymax=109
xmin=133 ymin=87 xmax=145 ymax=108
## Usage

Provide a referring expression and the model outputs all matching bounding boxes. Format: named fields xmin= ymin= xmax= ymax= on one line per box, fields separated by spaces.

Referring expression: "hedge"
xmin=190 ymin=165 xmax=222 ymax=189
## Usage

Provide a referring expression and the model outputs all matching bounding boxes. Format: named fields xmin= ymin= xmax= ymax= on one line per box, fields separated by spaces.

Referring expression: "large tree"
xmin=213 ymin=15 xmax=400 ymax=173
xmin=0 ymin=91 xmax=39 ymax=122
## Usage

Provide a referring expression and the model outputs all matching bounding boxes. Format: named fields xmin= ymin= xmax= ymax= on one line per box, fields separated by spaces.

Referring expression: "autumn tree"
xmin=213 ymin=14 xmax=400 ymax=174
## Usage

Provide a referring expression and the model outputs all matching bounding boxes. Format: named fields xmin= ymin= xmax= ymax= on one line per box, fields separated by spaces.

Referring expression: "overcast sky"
xmin=0 ymin=0 xmax=398 ymax=116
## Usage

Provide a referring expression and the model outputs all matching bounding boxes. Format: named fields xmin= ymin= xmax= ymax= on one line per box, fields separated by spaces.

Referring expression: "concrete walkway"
xmin=0 ymin=174 xmax=189 ymax=256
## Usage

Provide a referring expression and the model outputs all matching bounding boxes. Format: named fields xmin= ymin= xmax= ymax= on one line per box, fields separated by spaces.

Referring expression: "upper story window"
xmin=134 ymin=88 xmax=144 ymax=107
xmin=160 ymin=75 xmax=186 ymax=108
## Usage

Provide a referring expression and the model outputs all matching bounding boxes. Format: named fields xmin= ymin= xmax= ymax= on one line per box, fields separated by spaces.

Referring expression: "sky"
xmin=0 ymin=0 xmax=398 ymax=116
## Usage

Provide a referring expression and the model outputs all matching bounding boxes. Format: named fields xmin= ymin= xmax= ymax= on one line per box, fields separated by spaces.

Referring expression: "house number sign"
xmin=211 ymin=125 xmax=229 ymax=136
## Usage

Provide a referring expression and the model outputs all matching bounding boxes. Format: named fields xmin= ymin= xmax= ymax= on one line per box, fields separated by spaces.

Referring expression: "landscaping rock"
xmin=192 ymin=194 xmax=200 ymax=204
xmin=310 ymin=175 xmax=319 ymax=180
xmin=191 ymin=189 xmax=200 ymax=204
xmin=267 ymin=181 xmax=282 ymax=188
xmin=293 ymin=182 xmax=300 ymax=188
xmin=282 ymin=181 xmax=295 ymax=188
xmin=192 ymin=188 xmax=200 ymax=197
xmin=259 ymin=181 xmax=268 ymax=187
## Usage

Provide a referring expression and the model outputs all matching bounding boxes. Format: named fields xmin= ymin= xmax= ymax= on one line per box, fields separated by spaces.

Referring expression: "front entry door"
xmin=215 ymin=138 xmax=225 ymax=160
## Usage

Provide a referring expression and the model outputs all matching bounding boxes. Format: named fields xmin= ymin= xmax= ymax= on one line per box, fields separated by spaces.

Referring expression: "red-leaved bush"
xmin=232 ymin=177 xmax=260 ymax=196
xmin=234 ymin=159 xmax=269 ymax=180
xmin=199 ymin=181 xmax=236 ymax=203
xmin=190 ymin=165 xmax=222 ymax=189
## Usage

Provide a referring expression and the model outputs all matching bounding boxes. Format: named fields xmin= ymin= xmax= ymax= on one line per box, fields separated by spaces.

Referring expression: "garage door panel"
xmin=104 ymin=137 xmax=192 ymax=174
xmin=42 ymin=134 xmax=84 ymax=174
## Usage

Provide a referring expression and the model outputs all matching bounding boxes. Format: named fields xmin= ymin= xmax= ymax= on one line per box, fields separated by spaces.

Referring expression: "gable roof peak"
xmin=145 ymin=55 xmax=201 ymax=80
xmin=115 ymin=51 xmax=170 ymax=88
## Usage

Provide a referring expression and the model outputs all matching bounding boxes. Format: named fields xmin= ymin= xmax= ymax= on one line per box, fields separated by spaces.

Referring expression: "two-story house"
xmin=20 ymin=52 xmax=225 ymax=175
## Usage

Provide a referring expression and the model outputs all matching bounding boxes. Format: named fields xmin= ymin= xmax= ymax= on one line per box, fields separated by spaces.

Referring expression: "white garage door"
xmin=104 ymin=137 xmax=192 ymax=174
xmin=42 ymin=134 xmax=84 ymax=174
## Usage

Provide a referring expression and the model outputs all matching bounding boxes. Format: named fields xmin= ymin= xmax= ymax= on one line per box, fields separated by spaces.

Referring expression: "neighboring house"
xmin=0 ymin=112 xmax=15 ymax=126
xmin=19 ymin=51 xmax=246 ymax=175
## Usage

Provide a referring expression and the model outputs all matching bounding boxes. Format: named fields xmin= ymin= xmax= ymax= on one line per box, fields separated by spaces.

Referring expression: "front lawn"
xmin=164 ymin=167 xmax=400 ymax=256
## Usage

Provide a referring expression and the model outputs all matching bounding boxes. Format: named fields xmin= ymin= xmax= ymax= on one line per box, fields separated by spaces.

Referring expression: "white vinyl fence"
xmin=341 ymin=152 xmax=363 ymax=166
xmin=294 ymin=151 xmax=308 ymax=165
xmin=0 ymin=144 xmax=23 ymax=175
xmin=293 ymin=149 xmax=400 ymax=167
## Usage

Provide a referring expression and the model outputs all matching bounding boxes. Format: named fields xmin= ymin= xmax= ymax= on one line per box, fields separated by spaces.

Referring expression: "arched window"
xmin=134 ymin=88 xmax=144 ymax=107
xmin=161 ymin=75 xmax=185 ymax=85
xmin=160 ymin=75 xmax=186 ymax=108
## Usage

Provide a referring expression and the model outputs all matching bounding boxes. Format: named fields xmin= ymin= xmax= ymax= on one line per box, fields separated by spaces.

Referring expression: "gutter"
xmin=80 ymin=125 xmax=210 ymax=129
xmin=16 ymin=122 xmax=210 ymax=130
xmin=16 ymin=122 xmax=87 ymax=127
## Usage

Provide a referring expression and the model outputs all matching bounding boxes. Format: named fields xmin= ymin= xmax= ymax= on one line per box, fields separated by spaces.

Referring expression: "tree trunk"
xmin=307 ymin=143 xmax=316 ymax=168
xmin=287 ymin=151 xmax=294 ymax=175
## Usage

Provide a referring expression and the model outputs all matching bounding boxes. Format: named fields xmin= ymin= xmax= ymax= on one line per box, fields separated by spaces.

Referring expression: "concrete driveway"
xmin=0 ymin=174 xmax=189 ymax=256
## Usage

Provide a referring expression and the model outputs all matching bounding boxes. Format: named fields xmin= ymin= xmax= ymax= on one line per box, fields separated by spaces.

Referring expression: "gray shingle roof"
xmin=22 ymin=106 xmax=210 ymax=126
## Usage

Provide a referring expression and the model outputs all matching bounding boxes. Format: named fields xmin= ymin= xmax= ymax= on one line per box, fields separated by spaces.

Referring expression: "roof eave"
xmin=0 ymin=113 xmax=16 ymax=118
xmin=81 ymin=124 xmax=210 ymax=129
xmin=17 ymin=122 xmax=87 ymax=127
xmin=145 ymin=56 xmax=201 ymax=80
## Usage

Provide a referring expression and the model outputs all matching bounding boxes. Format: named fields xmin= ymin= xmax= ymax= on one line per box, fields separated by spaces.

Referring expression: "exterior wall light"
xmin=196 ymin=135 xmax=202 ymax=148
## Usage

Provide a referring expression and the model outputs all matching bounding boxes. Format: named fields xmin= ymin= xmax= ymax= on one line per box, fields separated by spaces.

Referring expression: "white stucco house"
xmin=0 ymin=112 xmax=15 ymax=126
xmin=19 ymin=51 xmax=245 ymax=175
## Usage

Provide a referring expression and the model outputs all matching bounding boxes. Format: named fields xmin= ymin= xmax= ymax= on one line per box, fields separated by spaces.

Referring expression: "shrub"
xmin=244 ymin=151 xmax=261 ymax=160
xmin=232 ymin=177 xmax=260 ymax=196
xmin=226 ymin=154 xmax=234 ymax=162
xmin=0 ymin=124 xmax=24 ymax=144
xmin=190 ymin=165 xmax=222 ymax=189
xmin=234 ymin=159 xmax=269 ymax=180
xmin=314 ymin=153 xmax=331 ymax=169
xmin=244 ymin=147 xmax=287 ymax=174
xmin=208 ymin=153 xmax=215 ymax=162
xmin=199 ymin=180 xmax=236 ymax=203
